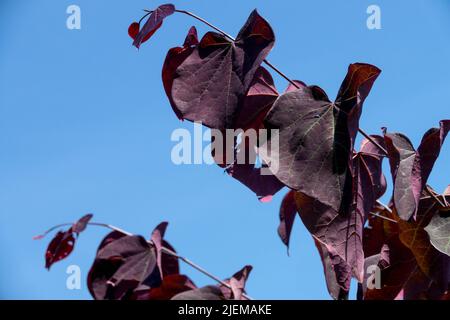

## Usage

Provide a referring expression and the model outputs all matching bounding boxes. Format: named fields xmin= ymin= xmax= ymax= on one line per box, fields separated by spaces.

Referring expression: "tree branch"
xmin=36 ymin=221 xmax=252 ymax=300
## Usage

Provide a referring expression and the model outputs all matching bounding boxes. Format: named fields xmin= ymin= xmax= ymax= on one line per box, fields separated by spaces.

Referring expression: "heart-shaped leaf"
xmin=169 ymin=10 xmax=275 ymax=130
xmin=261 ymin=63 xmax=381 ymax=212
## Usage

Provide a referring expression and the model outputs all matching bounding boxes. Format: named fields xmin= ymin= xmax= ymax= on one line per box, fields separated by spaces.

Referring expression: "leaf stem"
xmin=358 ymin=128 xmax=388 ymax=156
xmin=371 ymin=200 xmax=398 ymax=224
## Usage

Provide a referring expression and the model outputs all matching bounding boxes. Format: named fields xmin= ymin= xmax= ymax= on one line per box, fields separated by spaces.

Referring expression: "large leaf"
xmin=261 ymin=63 xmax=381 ymax=212
xmin=383 ymin=120 xmax=450 ymax=220
xmin=293 ymin=136 xmax=385 ymax=297
xmin=169 ymin=10 xmax=275 ymax=130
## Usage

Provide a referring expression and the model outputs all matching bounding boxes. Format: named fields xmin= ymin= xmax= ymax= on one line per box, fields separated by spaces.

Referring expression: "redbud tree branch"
xmin=37 ymin=222 xmax=252 ymax=300
xmin=147 ymin=8 xmax=447 ymax=210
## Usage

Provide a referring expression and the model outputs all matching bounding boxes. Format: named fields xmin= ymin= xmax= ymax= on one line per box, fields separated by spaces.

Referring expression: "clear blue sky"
xmin=1 ymin=0 xmax=449 ymax=300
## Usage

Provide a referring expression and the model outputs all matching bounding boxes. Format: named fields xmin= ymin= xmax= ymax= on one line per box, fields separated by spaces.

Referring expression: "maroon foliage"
xmin=168 ymin=10 xmax=275 ymax=130
xmin=261 ymin=64 xmax=381 ymax=213
xmin=42 ymin=214 xmax=93 ymax=269
xmin=132 ymin=4 xmax=175 ymax=49
xmin=383 ymin=120 xmax=450 ymax=220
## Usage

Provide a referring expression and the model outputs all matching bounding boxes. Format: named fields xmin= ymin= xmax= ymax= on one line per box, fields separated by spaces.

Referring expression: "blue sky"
xmin=0 ymin=0 xmax=449 ymax=300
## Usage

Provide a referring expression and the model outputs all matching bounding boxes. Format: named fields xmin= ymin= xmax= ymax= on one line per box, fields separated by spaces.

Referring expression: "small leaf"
xmin=132 ymin=4 xmax=175 ymax=48
xmin=44 ymin=214 xmax=93 ymax=269
xmin=221 ymin=265 xmax=253 ymax=300
xmin=45 ymin=231 xmax=75 ymax=269
xmin=72 ymin=213 xmax=93 ymax=233
xmin=128 ymin=22 xmax=140 ymax=39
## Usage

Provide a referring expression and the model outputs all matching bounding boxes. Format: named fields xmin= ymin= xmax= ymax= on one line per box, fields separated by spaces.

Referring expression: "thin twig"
xmin=376 ymin=200 xmax=393 ymax=214
xmin=424 ymin=185 xmax=446 ymax=208
xmin=369 ymin=212 xmax=397 ymax=224
xmin=36 ymin=221 xmax=252 ymax=300
xmin=358 ymin=128 xmax=388 ymax=156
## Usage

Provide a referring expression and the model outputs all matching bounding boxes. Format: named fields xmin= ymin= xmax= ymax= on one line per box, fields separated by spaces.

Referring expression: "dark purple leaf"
xmin=314 ymin=239 xmax=351 ymax=300
xmin=151 ymin=222 xmax=168 ymax=277
xmin=132 ymin=4 xmax=175 ymax=49
xmin=162 ymin=26 xmax=199 ymax=120
xmin=88 ymin=234 xmax=159 ymax=300
xmin=160 ymin=240 xmax=180 ymax=277
xmin=261 ymin=63 xmax=381 ymax=212
xmin=234 ymin=67 xmax=279 ymax=131
xmin=221 ymin=265 xmax=253 ymax=300
xmin=225 ymin=134 xmax=285 ymax=202
xmin=45 ymin=231 xmax=75 ymax=269
xmin=72 ymin=213 xmax=93 ymax=233
xmin=219 ymin=67 xmax=284 ymax=201
xmin=383 ymin=120 xmax=450 ymax=220
xmin=43 ymin=214 xmax=93 ymax=269
xmin=169 ymin=10 xmax=275 ymax=130
xmin=295 ymin=192 xmax=364 ymax=290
